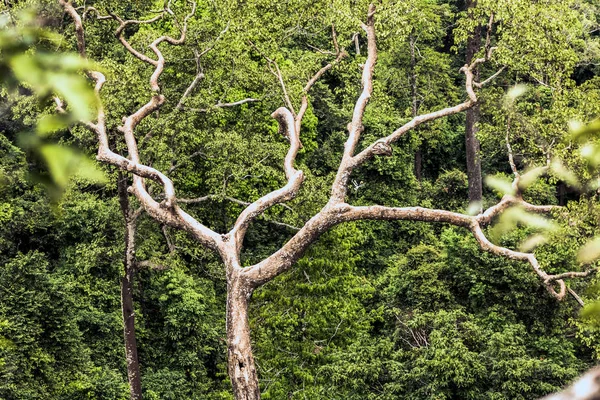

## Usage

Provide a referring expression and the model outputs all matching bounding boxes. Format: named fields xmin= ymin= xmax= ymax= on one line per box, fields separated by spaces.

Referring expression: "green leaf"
xmin=517 ymin=166 xmax=546 ymax=191
xmin=577 ymin=237 xmax=600 ymax=264
xmin=550 ymin=160 xmax=581 ymax=189
xmin=37 ymin=114 xmax=71 ymax=135
xmin=485 ymin=175 xmax=515 ymax=196
xmin=39 ymin=144 xmax=107 ymax=189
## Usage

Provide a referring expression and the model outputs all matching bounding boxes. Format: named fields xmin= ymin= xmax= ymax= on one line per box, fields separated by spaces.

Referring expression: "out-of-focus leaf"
xmin=579 ymin=143 xmax=600 ymax=167
xmin=485 ymin=175 xmax=515 ymax=196
xmin=37 ymin=114 xmax=71 ymax=135
xmin=505 ymin=84 xmax=528 ymax=104
xmin=519 ymin=234 xmax=548 ymax=252
xmin=39 ymin=144 xmax=107 ymax=189
xmin=581 ymin=301 xmax=600 ymax=326
xmin=570 ymin=117 xmax=600 ymax=142
xmin=50 ymin=73 xmax=95 ymax=120
xmin=517 ymin=211 xmax=558 ymax=231
xmin=577 ymin=237 xmax=600 ymax=264
xmin=466 ymin=201 xmax=482 ymax=216
xmin=550 ymin=159 xmax=581 ymax=189
xmin=517 ymin=166 xmax=546 ymax=191
xmin=490 ymin=207 xmax=557 ymax=242
xmin=9 ymin=53 xmax=46 ymax=91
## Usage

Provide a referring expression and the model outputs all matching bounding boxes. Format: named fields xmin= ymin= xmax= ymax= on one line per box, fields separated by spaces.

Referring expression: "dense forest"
xmin=1 ymin=0 xmax=600 ymax=399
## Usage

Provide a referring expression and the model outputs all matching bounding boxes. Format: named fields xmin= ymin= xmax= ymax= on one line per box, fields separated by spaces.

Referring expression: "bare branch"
xmin=474 ymin=66 xmax=505 ymax=88
xmin=230 ymin=107 xmax=304 ymax=247
xmin=60 ymin=1 xmax=221 ymax=250
xmin=186 ymin=98 xmax=261 ymax=113
xmin=352 ymin=32 xmax=360 ymax=56
xmin=566 ymin=287 xmax=585 ymax=307
xmin=296 ymin=46 xmax=347 ymax=129
xmin=547 ymin=268 xmax=597 ymax=282
xmin=248 ymin=40 xmax=296 ymax=114
xmin=59 ymin=0 xmax=86 ymax=57
xmin=175 ymin=22 xmax=230 ymax=110
xmin=175 ymin=49 xmax=205 ymax=110
xmin=330 ymin=3 xmax=377 ymax=202
xmin=506 ymin=116 xmax=519 ymax=177
xmin=162 ymin=225 xmax=176 ymax=253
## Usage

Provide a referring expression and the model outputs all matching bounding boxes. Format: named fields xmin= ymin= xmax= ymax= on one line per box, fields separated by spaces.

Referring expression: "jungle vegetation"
xmin=1 ymin=0 xmax=600 ymax=399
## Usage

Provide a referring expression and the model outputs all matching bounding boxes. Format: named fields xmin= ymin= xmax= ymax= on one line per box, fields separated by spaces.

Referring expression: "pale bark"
xmin=226 ymin=274 xmax=260 ymax=400
xmin=541 ymin=367 xmax=600 ymax=400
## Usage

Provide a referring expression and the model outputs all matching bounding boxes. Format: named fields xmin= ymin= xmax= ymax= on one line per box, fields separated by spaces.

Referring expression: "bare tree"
xmin=58 ymin=2 xmax=593 ymax=399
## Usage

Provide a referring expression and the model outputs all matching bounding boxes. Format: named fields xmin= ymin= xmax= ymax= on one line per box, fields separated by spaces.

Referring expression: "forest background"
xmin=2 ymin=0 xmax=600 ymax=399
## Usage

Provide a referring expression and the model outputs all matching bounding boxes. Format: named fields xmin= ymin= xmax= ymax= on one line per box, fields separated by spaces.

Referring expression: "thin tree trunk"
xmin=118 ymin=173 xmax=143 ymax=400
xmin=409 ymin=32 xmax=422 ymax=181
xmin=465 ymin=0 xmax=483 ymax=203
xmin=226 ymin=273 xmax=260 ymax=400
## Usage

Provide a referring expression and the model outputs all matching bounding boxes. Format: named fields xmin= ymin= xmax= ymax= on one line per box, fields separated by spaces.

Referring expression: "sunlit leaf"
xmin=485 ymin=175 xmax=515 ymax=196
xmin=577 ymin=237 xmax=600 ymax=264
xmin=550 ymin=159 xmax=581 ymax=189
xmin=519 ymin=234 xmax=548 ymax=252
xmin=518 ymin=166 xmax=546 ymax=191
xmin=466 ymin=201 xmax=482 ymax=216
xmin=39 ymin=144 xmax=107 ymax=189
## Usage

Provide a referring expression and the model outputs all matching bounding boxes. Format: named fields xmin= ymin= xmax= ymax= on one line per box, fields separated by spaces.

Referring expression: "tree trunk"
xmin=118 ymin=173 xmax=143 ymax=400
xmin=122 ymin=255 xmax=142 ymax=400
xmin=465 ymin=1 xmax=483 ymax=203
xmin=409 ymin=32 xmax=422 ymax=181
xmin=227 ymin=274 xmax=260 ymax=400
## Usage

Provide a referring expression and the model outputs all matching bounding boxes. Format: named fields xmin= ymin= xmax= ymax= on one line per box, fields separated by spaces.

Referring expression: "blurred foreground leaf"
xmin=39 ymin=144 xmax=107 ymax=189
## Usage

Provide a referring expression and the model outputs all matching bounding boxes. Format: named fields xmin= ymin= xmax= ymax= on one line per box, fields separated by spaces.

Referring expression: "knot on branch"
xmin=271 ymin=107 xmax=298 ymax=144
xmin=372 ymin=140 xmax=392 ymax=156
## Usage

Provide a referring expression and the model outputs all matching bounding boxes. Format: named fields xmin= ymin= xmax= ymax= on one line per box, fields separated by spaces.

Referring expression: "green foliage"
xmin=0 ymin=6 xmax=105 ymax=195
xmin=2 ymin=0 xmax=600 ymax=398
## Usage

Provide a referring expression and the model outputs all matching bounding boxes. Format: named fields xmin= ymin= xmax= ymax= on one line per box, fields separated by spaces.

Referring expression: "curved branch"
xmin=60 ymin=1 xmax=221 ymax=250
xmin=330 ymin=3 xmax=377 ymax=202
xmin=230 ymin=107 xmax=304 ymax=247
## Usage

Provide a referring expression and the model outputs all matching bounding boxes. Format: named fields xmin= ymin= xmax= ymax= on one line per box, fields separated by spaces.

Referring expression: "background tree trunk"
xmin=118 ymin=173 xmax=143 ymax=400
xmin=410 ymin=32 xmax=422 ymax=181
xmin=465 ymin=0 xmax=483 ymax=203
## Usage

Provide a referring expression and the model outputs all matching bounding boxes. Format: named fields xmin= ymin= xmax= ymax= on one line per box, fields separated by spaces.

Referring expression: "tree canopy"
xmin=1 ymin=0 xmax=600 ymax=399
